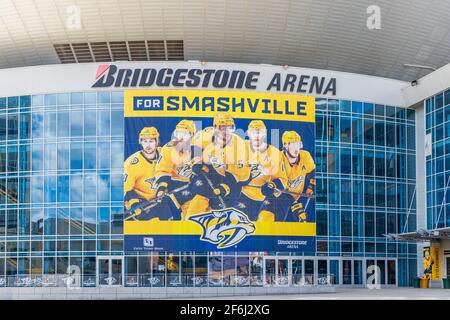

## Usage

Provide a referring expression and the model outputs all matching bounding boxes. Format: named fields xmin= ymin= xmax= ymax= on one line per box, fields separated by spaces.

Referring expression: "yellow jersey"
xmin=154 ymin=142 xmax=197 ymax=183
xmin=283 ymin=150 xmax=315 ymax=200
xmin=199 ymin=131 xmax=250 ymax=182
xmin=243 ymin=142 xmax=287 ymax=201
xmin=124 ymin=149 xmax=160 ymax=201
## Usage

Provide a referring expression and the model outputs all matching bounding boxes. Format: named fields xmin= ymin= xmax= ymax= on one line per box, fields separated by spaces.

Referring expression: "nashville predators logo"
xmin=189 ymin=208 xmax=256 ymax=249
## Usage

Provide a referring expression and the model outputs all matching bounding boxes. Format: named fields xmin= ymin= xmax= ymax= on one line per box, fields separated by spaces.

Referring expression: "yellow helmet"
xmin=175 ymin=119 xmax=196 ymax=134
xmin=213 ymin=113 xmax=235 ymax=127
xmin=139 ymin=127 xmax=159 ymax=140
xmin=282 ymin=131 xmax=302 ymax=145
xmin=248 ymin=120 xmax=266 ymax=131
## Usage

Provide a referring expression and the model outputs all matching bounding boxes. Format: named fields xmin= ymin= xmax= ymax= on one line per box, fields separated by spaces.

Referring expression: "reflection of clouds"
xmin=32 ymin=144 xmax=44 ymax=171
xmin=31 ymin=175 xmax=43 ymax=203
xmin=111 ymin=142 xmax=123 ymax=169
xmin=32 ymin=113 xmax=44 ymax=139
xmin=70 ymin=174 xmax=83 ymax=202
xmin=83 ymin=172 xmax=97 ymax=202
xmin=97 ymin=174 xmax=110 ymax=201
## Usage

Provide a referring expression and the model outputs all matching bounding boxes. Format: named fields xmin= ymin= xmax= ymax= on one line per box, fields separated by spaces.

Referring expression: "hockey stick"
xmin=124 ymin=183 xmax=190 ymax=221
xmin=200 ymin=170 xmax=226 ymax=208
xmin=247 ymin=184 xmax=315 ymax=199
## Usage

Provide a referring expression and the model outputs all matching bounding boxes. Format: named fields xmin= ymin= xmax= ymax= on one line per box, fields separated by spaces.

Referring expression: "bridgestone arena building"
xmin=0 ymin=0 xmax=449 ymax=299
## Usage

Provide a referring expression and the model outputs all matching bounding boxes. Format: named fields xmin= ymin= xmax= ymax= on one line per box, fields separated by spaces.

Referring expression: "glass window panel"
xmin=57 ymin=112 xmax=69 ymax=137
xmin=57 ymin=208 xmax=70 ymax=235
xmin=111 ymin=110 xmax=124 ymax=136
xmin=98 ymin=207 xmax=110 ymax=234
xmin=7 ymin=114 xmax=18 ymax=140
xmin=364 ymin=103 xmax=374 ymax=115
xmin=98 ymin=110 xmax=110 ymax=136
xmin=57 ymin=143 xmax=70 ymax=171
xmin=0 ymin=114 xmax=6 ymax=141
xmin=70 ymin=110 xmax=83 ymax=136
xmin=44 ymin=112 xmax=56 ymax=138
xmin=31 ymin=208 xmax=43 ymax=235
xmin=20 ymin=113 xmax=30 ymax=140
xmin=32 ymin=112 xmax=44 ymax=139
xmin=70 ymin=142 xmax=83 ymax=170
xmin=84 ymin=142 xmax=97 ymax=169
xmin=84 ymin=110 xmax=97 ymax=136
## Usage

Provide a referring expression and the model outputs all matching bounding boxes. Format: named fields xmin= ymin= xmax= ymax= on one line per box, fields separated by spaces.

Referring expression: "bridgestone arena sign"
xmin=92 ymin=64 xmax=337 ymax=96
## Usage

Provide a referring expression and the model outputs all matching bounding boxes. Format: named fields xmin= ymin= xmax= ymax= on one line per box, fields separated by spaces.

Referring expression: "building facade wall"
xmin=0 ymin=62 xmax=419 ymax=287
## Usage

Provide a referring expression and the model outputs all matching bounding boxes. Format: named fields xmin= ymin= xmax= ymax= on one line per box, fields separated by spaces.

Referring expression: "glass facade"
xmin=0 ymin=91 xmax=418 ymax=287
xmin=425 ymin=87 xmax=450 ymax=230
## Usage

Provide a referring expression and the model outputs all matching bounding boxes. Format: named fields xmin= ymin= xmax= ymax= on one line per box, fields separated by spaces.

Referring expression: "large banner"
xmin=123 ymin=90 xmax=316 ymax=252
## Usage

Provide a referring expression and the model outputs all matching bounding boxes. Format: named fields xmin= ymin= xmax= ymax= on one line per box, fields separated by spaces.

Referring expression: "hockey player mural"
xmin=123 ymin=90 xmax=316 ymax=252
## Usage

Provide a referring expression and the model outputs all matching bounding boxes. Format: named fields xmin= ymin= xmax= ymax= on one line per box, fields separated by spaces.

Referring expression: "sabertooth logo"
xmin=189 ymin=208 xmax=256 ymax=249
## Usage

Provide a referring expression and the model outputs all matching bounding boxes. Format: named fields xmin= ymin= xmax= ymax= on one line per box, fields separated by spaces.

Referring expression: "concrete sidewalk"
xmin=191 ymin=288 xmax=450 ymax=300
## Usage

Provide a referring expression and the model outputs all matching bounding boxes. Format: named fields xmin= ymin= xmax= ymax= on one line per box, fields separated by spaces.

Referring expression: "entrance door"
xmin=264 ymin=258 xmax=276 ymax=285
xmin=342 ymin=260 xmax=352 ymax=285
xmin=98 ymin=257 xmax=123 ymax=286
xmin=277 ymin=259 xmax=289 ymax=286
xmin=292 ymin=259 xmax=303 ymax=285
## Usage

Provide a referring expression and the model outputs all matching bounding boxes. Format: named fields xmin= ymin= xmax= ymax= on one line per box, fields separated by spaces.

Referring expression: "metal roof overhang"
xmin=385 ymin=227 xmax=450 ymax=242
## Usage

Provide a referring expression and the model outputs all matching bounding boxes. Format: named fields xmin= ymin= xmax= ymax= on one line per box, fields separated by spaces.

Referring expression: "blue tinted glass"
xmin=98 ymin=92 xmax=110 ymax=104
xmin=111 ymin=110 xmax=124 ymax=136
xmin=32 ymin=112 xmax=44 ymax=139
xmin=7 ymin=96 xmax=18 ymax=109
xmin=340 ymin=100 xmax=351 ymax=112
xmin=84 ymin=110 xmax=97 ymax=136
xmin=84 ymin=173 xmax=96 ymax=202
xmin=351 ymin=116 xmax=362 ymax=144
xmin=98 ymin=174 xmax=110 ymax=201
xmin=111 ymin=141 xmax=123 ymax=169
xmin=44 ymin=94 xmax=57 ymax=106
xmin=31 ymin=175 xmax=43 ymax=203
xmin=7 ymin=113 xmax=18 ymax=140
xmin=70 ymin=142 xmax=83 ymax=170
xmin=445 ymin=89 xmax=450 ymax=105
xmin=31 ymin=144 xmax=43 ymax=171
xmin=44 ymin=143 xmax=57 ymax=171
xmin=363 ymin=103 xmax=374 ymax=114
xmin=98 ymin=207 xmax=110 ymax=234
xmin=385 ymin=106 xmax=396 ymax=117
xmin=0 ymin=114 xmax=5 ymax=141
xmin=375 ymin=121 xmax=385 ymax=146
xmin=57 ymin=143 xmax=70 ymax=170
xmin=70 ymin=110 xmax=83 ymax=136
xmin=84 ymin=142 xmax=96 ymax=169
xmin=20 ymin=113 xmax=30 ymax=139
xmin=98 ymin=142 xmax=110 ymax=169
xmin=44 ymin=208 xmax=56 ymax=235
xmin=339 ymin=117 xmax=351 ymax=143
xmin=57 ymin=112 xmax=69 ymax=137
xmin=45 ymin=112 xmax=57 ymax=138
xmin=0 ymin=97 xmax=6 ymax=110
xmin=375 ymin=104 xmax=384 ymax=116
xmin=70 ymin=175 xmax=82 ymax=202
xmin=44 ymin=175 xmax=57 ymax=202
xmin=32 ymin=95 xmax=44 ymax=106
xmin=316 ymin=98 xmax=326 ymax=110
xmin=57 ymin=93 xmax=70 ymax=105
xmin=57 ymin=175 xmax=69 ymax=203
xmin=19 ymin=96 xmax=31 ymax=109
xmin=98 ymin=110 xmax=110 ymax=136
xmin=111 ymin=174 xmax=123 ymax=201
xmin=436 ymin=93 xmax=443 ymax=109
xmin=83 ymin=92 xmax=95 ymax=105
xmin=7 ymin=145 xmax=18 ymax=172
xmin=71 ymin=93 xmax=83 ymax=105
xmin=351 ymin=101 xmax=362 ymax=113
xmin=111 ymin=91 xmax=123 ymax=104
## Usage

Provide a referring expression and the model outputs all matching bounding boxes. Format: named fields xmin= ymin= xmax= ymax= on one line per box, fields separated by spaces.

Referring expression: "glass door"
xmin=304 ymin=259 xmax=314 ymax=285
xmin=264 ymin=258 xmax=276 ymax=286
xmin=387 ymin=260 xmax=396 ymax=285
xmin=97 ymin=256 xmax=123 ymax=286
xmin=343 ymin=260 xmax=352 ymax=284
xmin=277 ymin=259 xmax=289 ymax=286
xmin=292 ymin=259 xmax=303 ymax=285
